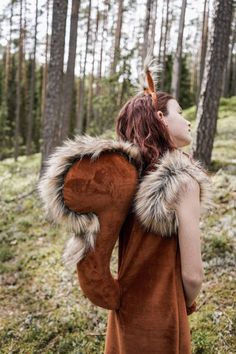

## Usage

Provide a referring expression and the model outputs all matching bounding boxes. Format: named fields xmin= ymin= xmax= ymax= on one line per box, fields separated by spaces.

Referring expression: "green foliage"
xmin=163 ymin=53 xmax=195 ymax=109
xmin=86 ymin=56 xmax=136 ymax=136
xmin=179 ymin=54 xmax=195 ymax=109
xmin=0 ymin=50 xmax=44 ymax=160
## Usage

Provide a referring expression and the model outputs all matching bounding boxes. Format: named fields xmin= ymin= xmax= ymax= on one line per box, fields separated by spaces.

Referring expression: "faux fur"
xmin=38 ymin=134 xmax=215 ymax=268
xmin=133 ymin=148 xmax=215 ymax=237
xmin=38 ymin=134 xmax=142 ymax=268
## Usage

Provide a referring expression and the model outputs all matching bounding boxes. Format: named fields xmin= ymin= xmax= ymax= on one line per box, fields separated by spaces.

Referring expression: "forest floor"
xmin=0 ymin=97 xmax=235 ymax=354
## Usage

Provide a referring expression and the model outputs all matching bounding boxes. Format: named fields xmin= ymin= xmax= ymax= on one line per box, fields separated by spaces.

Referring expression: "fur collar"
xmin=38 ymin=134 xmax=214 ymax=268
xmin=133 ymin=148 xmax=215 ymax=237
xmin=38 ymin=134 xmax=142 ymax=267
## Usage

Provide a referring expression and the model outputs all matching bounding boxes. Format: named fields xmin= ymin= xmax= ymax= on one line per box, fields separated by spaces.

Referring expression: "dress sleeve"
xmin=63 ymin=152 xmax=138 ymax=310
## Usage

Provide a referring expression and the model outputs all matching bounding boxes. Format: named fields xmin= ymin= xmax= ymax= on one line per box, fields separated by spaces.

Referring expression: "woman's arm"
xmin=175 ymin=177 xmax=203 ymax=307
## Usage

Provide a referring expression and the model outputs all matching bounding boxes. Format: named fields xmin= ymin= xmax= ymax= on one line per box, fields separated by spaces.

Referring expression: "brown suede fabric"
xmin=63 ymin=152 xmax=192 ymax=354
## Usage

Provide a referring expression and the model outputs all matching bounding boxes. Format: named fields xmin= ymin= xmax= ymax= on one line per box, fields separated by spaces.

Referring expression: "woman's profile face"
xmin=157 ymin=98 xmax=192 ymax=147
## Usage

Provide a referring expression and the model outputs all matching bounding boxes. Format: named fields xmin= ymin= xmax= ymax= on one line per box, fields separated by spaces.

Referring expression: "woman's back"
xmin=104 ymin=209 xmax=192 ymax=354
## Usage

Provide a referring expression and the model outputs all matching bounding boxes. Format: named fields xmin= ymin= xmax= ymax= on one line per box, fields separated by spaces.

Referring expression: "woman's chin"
xmin=185 ymin=134 xmax=192 ymax=145
xmin=177 ymin=136 xmax=192 ymax=147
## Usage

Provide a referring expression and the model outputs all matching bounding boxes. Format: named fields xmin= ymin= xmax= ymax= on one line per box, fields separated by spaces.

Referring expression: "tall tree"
xmin=142 ymin=0 xmax=152 ymax=62
xmin=110 ymin=0 xmax=124 ymax=75
xmin=41 ymin=0 xmax=68 ymax=167
xmin=222 ymin=17 xmax=236 ymax=97
xmin=160 ymin=0 xmax=170 ymax=90
xmin=170 ymin=0 xmax=187 ymax=100
xmin=41 ymin=0 xmax=50 ymax=123
xmin=158 ymin=2 xmax=165 ymax=64
xmin=231 ymin=30 xmax=236 ymax=96
xmin=96 ymin=0 xmax=109 ymax=96
xmin=197 ymin=0 xmax=209 ymax=102
xmin=4 ymin=1 xmax=14 ymax=110
xmin=190 ymin=21 xmax=200 ymax=103
xmin=87 ymin=4 xmax=99 ymax=128
xmin=150 ymin=0 xmax=158 ymax=56
xmin=1 ymin=0 xmax=14 ymax=150
xmin=191 ymin=0 xmax=233 ymax=167
xmin=14 ymin=0 xmax=23 ymax=161
xmin=76 ymin=0 xmax=91 ymax=134
xmin=26 ymin=0 xmax=39 ymax=155
xmin=60 ymin=0 xmax=80 ymax=141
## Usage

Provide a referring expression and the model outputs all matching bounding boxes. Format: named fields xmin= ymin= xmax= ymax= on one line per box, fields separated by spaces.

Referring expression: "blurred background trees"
xmin=0 ymin=0 xmax=235 ymax=167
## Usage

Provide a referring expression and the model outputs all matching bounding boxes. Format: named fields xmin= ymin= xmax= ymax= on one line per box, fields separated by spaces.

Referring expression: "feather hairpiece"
xmin=135 ymin=49 xmax=162 ymax=109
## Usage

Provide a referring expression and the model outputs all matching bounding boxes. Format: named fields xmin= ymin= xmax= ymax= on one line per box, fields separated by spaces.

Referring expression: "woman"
xmin=38 ymin=57 xmax=214 ymax=353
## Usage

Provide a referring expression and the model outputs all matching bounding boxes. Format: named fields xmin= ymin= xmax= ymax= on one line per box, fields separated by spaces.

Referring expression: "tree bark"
xmin=197 ymin=0 xmax=209 ymax=102
xmin=222 ymin=18 xmax=236 ymax=97
xmin=150 ymin=0 xmax=158 ymax=56
xmin=160 ymin=0 xmax=170 ymax=90
xmin=41 ymin=0 xmax=50 ymax=125
xmin=96 ymin=1 xmax=109 ymax=96
xmin=4 ymin=1 xmax=14 ymax=104
xmin=191 ymin=0 xmax=233 ymax=168
xmin=76 ymin=0 xmax=91 ymax=134
xmin=232 ymin=52 xmax=236 ymax=95
xmin=87 ymin=4 xmax=99 ymax=128
xmin=26 ymin=0 xmax=38 ymax=155
xmin=170 ymin=0 xmax=187 ymax=100
xmin=14 ymin=0 xmax=23 ymax=161
xmin=60 ymin=0 xmax=80 ymax=142
xmin=110 ymin=0 xmax=124 ymax=75
xmin=41 ymin=0 xmax=68 ymax=168
xmin=158 ymin=2 xmax=165 ymax=65
xmin=142 ymin=0 xmax=152 ymax=62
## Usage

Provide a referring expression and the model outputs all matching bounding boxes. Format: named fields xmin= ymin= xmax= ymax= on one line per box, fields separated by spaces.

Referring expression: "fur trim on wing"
xmin=133 ymin=148 xmax=216 ymax=237
xmin=38 ymin=134 xmax=141 ymax=268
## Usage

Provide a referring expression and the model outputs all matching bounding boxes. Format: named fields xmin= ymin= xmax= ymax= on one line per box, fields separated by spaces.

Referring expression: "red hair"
xmin=115 ymin=91 xmax=178 ymax=174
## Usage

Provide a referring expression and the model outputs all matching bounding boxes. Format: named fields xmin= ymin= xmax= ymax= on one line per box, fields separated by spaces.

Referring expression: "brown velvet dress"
xmin=39 ymin=135 xmax=213 ymax=354
xmin=105 ymin=212 xmax=191 ymax=353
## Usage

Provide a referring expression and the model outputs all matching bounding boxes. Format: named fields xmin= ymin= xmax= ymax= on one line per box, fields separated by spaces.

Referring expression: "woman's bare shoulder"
xmin=175 ymin=176 xmax=201 ymax=217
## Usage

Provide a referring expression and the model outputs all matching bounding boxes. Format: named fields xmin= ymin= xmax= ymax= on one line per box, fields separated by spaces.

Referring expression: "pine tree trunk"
xmin=150 ymin=0 xmax=158 ymax=55
xmin=191 ymin=0 xmax=233 ymax=168
xmin=222 ymin=19 xmax=236 ymax=97
xmin=110 ymin=0 xmax=123 ymax=75
xmin=160 ymin=0 xmax=170 ymax=90
xmin=232 ymin=53 xmax=236 ymax=95
xmin=87 ymin=5 xmax=99 ymax=128
xmin=60 ymin=0 xmax=80 ymax=142
xmin=158 ymin=2 xmax=165 ymax=64
xmin=22 ymin=0 xmax=29 ymax=139
xmin=41 ymin=0 xmax=50 ymax=124
xmin=197 ymin=0 xmax=209 ymax=102
xmin=76 ymin=0 xmax=91 ymax=134
xmin=14 ymin=0 xmax=23 ymax=161
xmin=26 ymin=0 xmax=38 ymax=155
xmin=96 ymin=1 xmax=109 ymax=96
xmin=142 ymin=0 xmax=152 ymax=62
xmin=170 ymin=0 xmax=187 ymax=100
xmin=1 ymin=1 xmax=14 ymax=150
xmin=41 ymin=0 xmax=68 ymax=167
xmin=4 ymin=2 xmax=14 ymax=105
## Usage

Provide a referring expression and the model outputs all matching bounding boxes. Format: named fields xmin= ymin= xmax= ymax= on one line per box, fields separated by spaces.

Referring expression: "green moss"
xmin=192 ymin=330 xmax=216 ymax=354
xmin=202 ymin=234 xmax=234 ymax=262
xmin=0 ymin=246 xmax=14 ymax=262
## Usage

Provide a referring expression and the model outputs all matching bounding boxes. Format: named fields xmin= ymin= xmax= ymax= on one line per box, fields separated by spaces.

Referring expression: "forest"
xmin=0 ymin=0 xmax=235 ymax=353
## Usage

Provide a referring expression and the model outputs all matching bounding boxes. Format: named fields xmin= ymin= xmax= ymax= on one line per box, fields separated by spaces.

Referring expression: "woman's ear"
xmin=157 ymin=110 xmax=168 ymax=127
